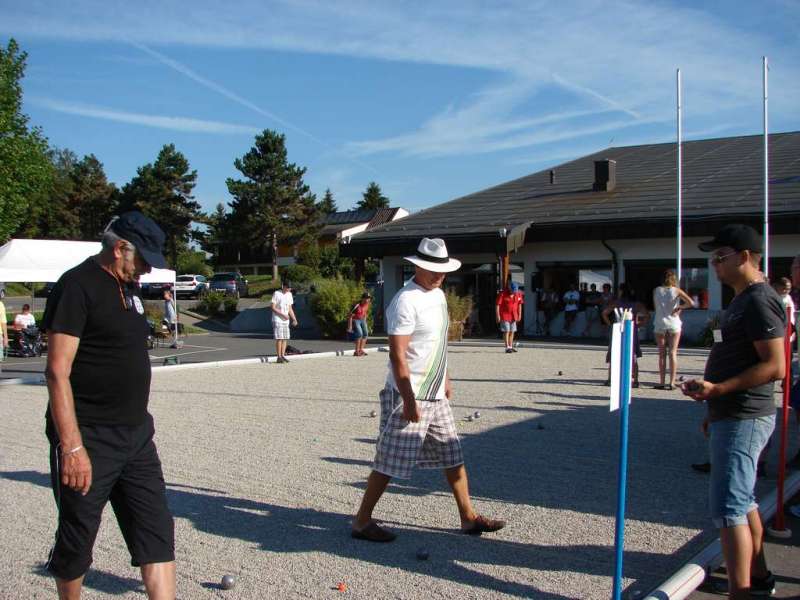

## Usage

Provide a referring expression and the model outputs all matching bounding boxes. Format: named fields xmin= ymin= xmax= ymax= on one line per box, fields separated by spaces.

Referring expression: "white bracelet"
xmin=62 ymin=445 xmax=83 ymax=456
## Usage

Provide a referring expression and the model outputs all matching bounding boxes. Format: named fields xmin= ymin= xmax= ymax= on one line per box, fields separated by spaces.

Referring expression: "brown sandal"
xmin=351 ymin=521 xmax=397 ymax=542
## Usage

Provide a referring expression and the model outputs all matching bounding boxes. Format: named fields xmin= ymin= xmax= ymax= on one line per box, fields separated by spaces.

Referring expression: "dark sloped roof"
xmin=347 ymin=132 xmax=800 ymax=251
xmin=321 ymin=209 xmax=377 ymax=226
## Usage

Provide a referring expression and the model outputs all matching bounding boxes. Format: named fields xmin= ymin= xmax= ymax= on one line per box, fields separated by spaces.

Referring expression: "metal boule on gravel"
xmin=416 ymin=548 xmax=430 ymax=560
xmin=557 ymin=370 xmax=563 ymax=376
xmin=467 ymin=415 xmax=474 ymax=422
xmin=369 ymin=410 xmax=377 ymax=417
xmin=220 ymin=575 xmax=235 ymax=590
xmin=473 ymin=411 xmax=481 ymax=419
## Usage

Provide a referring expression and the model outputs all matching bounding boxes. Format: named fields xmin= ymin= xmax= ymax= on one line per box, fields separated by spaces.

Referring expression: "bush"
xmin=296 ymin=240 xmax=321 ymax=273
xmin=223 ymin=295 xmax=239 ymax=315
xmin=319 ymin=245 xmax=353 ymax=279
xmin=196 ymin=291 xmax=225 ymax=316
xmin=280 ymin=264 xmax=317 ymax=286
xmin=177 ymin=249 xmax=213 ymax=277
xmin=310 ymin=279 xmax=373 ymax=338
xmin=445 ymin=290 xmax=473 ymax=341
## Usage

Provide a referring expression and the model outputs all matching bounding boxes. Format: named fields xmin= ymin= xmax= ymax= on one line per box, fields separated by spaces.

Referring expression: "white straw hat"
xmin=404 ymin=238 xmax=461 ymax=273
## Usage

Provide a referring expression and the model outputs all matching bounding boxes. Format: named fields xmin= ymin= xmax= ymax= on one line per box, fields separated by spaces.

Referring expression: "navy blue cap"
xmin=109 ymin=212 xmax=168 ymax=269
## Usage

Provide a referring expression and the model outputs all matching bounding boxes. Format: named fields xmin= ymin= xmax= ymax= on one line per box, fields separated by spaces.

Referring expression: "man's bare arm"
xmin=683 ymin=337 xmax=785 ymax=401
xmin=45 ymin=332 xmax=92 ymax=495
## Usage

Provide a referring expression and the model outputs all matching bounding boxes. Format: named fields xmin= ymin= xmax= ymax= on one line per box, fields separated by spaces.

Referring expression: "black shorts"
xmin=46 ymin=415 xmax=174 ymax=581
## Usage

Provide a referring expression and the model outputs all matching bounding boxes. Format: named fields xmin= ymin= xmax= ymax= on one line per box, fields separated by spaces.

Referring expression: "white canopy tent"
xmin=0 ymin=238 xmax=178 ymax=344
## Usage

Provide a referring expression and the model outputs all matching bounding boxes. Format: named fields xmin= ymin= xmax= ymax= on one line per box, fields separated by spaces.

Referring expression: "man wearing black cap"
xmin=43 ymin=212 xmax=175 ymax=599
xmin=682 ymin=224 xmax=785 ymax=598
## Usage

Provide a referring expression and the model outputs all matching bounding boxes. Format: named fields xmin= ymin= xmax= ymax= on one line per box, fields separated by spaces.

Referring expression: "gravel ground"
xmin=1 ymin=344 xmax=793 ymax=599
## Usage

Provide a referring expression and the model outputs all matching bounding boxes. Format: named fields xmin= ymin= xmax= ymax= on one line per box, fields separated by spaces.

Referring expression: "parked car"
xmin=209 ymin=272 xmax=248 ymax=298
xmin=175 ymin=274 xmax=208 ymax=299
xmin=141 ymin=282 xmax=172 ymax=299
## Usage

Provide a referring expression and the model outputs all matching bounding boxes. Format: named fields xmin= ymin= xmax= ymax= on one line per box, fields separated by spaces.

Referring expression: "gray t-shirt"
xmin=704 ymin=282 xmax=786 ymax=421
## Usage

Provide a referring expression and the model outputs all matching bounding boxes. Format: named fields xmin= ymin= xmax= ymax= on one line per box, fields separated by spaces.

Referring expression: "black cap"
xmin=109 ymin=212 xmax=168 ymax=269
xmin=698 ymin=224 xmax=763 ymax=254
xmin=361 ymin=292 xmax=371 ymax=299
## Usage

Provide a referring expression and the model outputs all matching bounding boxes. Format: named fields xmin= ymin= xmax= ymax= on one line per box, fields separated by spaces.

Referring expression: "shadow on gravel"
xmin=30 ymin=557 xmax=143 ymax=596
xmin=6 ymin=469 xmax=660 ymax=599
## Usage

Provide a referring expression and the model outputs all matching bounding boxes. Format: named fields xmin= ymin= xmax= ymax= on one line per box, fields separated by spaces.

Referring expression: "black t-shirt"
xmin=43 ymin=258 xmax=152 ymax=426
xmin=704 ymin=282 xmax=786 ymax=422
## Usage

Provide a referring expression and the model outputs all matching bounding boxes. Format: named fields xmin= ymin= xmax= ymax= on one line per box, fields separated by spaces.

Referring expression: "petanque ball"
xmin=678 ymin=375 xmax=685 ymax=382
xmin=474 ymin=411 xmax=481 ymax=419
xmin=369 ymin=410 xmax=377 ymax=418
xmin=557 ymin=370 xmax=563 ymax=376
xmin=416 ymin=548 xmax=430 ymax=560
xmin=467 ymin=415 xmax=474 ymax=422
xmin=221 ymin=575 xmax=235 ymax=590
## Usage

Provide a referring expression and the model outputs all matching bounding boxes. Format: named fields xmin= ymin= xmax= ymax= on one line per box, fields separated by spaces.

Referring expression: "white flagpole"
xmin=763 ymin=56 xmax=769 ymax=278
xmin=676 ymin=68 xmax=683 ymax=284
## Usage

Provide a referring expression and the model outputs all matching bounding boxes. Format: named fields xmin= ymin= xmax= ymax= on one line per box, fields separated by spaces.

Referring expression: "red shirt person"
xmin=495 ymin=282 xmax=524 ymax=352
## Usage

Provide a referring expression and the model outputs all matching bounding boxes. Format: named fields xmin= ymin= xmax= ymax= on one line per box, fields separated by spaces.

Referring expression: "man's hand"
xmin=291 ymin=319 xmax=298 ymax=327
xmin=445 ymin=378 xmax=453 ymax=400
xmin=403 ymin=398 xmax=420 ymax=422
xmin=61 ymin=448 xmax=92 ymax=495
xmin=680 ymin=379 xmax=718 ymax=402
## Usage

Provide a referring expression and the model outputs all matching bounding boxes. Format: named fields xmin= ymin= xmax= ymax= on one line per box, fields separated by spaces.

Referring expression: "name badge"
xmin=133 ymin=295 xmax=145 ymax=315
xmin=713 ymin=329 xmax=722 ymax=344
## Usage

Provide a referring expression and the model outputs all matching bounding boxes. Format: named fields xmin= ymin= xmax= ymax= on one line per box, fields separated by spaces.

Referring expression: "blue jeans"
xmin=709 ymin=415 xmax=775 ymax=528
xmin=352 ymin=319 xmax=369 ymax=339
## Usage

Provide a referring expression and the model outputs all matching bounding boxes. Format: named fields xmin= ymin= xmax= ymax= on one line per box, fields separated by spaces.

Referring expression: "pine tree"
xmin=357 ymin=181 xmax=389 ymax=210
xmin=119 ymin=144 xmax=200 ymax=266
xmin=317 ymin=188 xmax=337 ymax=214
xmin=226 ymin=130 xmax=319 ymax=279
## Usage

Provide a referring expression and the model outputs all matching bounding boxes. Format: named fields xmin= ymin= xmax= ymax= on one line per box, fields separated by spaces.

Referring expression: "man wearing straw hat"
xmin=351 ymin=237 xmax=505 ymax=542
xmin=682 ymin=224 xmax=785 ymax=598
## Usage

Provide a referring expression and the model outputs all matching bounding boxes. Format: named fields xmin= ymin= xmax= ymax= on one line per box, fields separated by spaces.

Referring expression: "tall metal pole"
xmin=763 ymin=56 xmax=769 ymax=278
xmin=612 ymin=316 xmax=634 ymax=600
xmin=676 ymin=69 xmax=683 ymax=284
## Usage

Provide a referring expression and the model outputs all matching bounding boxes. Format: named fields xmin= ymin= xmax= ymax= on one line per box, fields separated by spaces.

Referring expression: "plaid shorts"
xmin=373 ymin=385 xmax=464 ymax=479
xmin=273 ymin=320 xmax=290 ymax=340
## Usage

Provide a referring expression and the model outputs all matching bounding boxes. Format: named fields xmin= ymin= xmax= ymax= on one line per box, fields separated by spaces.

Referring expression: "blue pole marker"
xmin=612 ymin=316 xmax=634 ymax=600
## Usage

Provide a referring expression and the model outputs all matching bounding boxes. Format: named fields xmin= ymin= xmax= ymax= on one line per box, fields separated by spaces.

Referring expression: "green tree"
xmin=119 ymin=143 xmax=200 ymax=266
xmin=177 ymin=248 xmax=212 ymax=277
xmin=226 ymin=130 xmax=320 ymax=280
xmin=317 ymin=188 xmax=337 ymax=214
xmin=0 ymin=39 xmax=53 ymax=242
xmin=72 ymin=154 xmax=119 ymax=239
xmin=357 ymin=181 xmax=389 ymax=210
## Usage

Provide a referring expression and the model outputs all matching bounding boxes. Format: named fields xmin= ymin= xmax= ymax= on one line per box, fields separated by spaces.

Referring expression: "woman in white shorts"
xmin=653 ymin=270 xmax=694 ymax=390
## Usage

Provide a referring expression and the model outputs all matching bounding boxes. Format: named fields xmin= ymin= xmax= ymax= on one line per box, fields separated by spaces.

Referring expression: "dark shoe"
xmin=691 ymin=462 xmax=711 ymax=473
xmin=505 ymin=348 xmax=513 ymax=353
xmin=750 ymin=570 xmax=776 ymax=596
xmin=277 ymin=356 xmax=289 ymax=363
xmin=654 ymin=384 xmax=667 ymax=390
xmin=665 ymin=384 xmax=674 ymax=391
xmin=511 ymin=348 xmax=518 ymax=353
xmin=351 ymin=521 xmax=396 ymax=542
xmin=462 ymin=514 xmax=506 ymax=536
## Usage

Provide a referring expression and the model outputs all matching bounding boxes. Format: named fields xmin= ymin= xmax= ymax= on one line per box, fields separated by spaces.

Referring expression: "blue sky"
xmin=3 ymin=0 xmax=799 ymax=216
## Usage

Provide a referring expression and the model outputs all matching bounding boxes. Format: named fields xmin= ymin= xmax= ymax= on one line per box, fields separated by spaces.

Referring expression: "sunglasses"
xmin=710 ymin=250 xmax=740 ymax=265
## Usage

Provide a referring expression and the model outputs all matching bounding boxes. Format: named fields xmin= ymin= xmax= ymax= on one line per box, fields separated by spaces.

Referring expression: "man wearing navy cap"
xmin=43 ymin=212 xmax=175 ymax=599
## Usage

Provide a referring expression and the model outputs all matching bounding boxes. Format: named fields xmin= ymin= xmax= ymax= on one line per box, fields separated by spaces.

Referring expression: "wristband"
xmin=61 ymin=445 xmax=84 ymax=456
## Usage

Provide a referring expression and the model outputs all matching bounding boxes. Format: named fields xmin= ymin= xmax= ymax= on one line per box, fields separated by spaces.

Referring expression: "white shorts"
xmin=654 ymin=316 xmax=682 ymax=334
